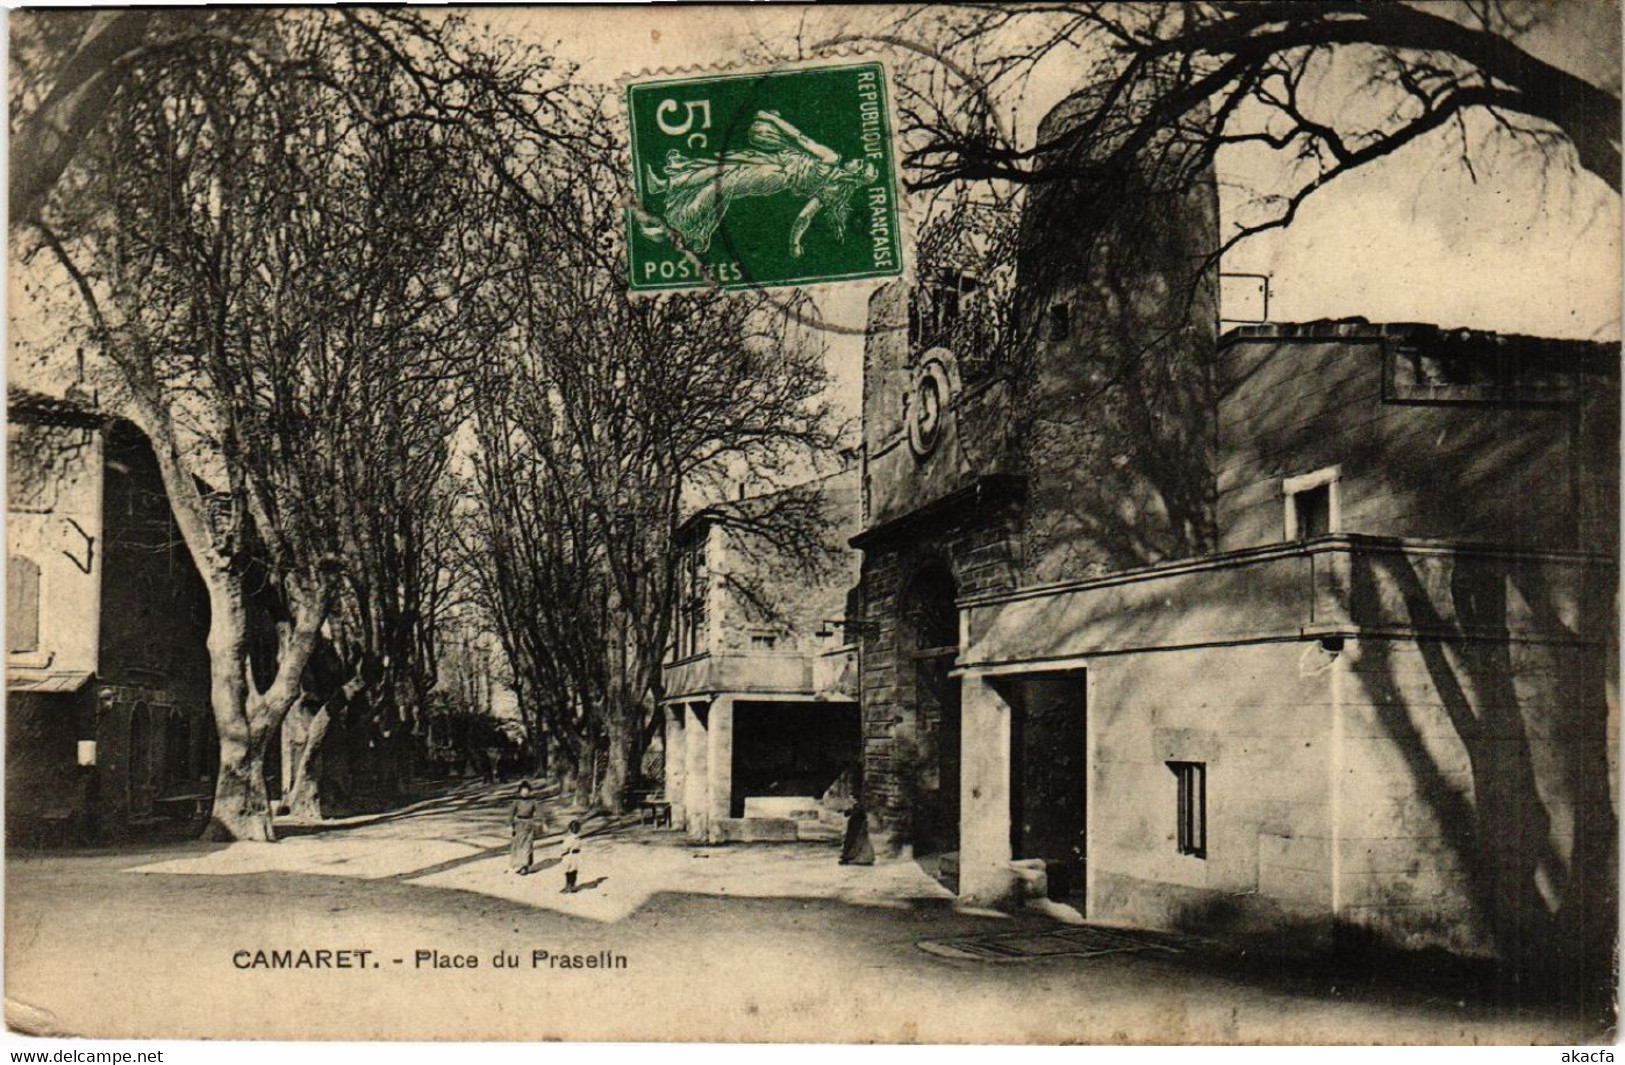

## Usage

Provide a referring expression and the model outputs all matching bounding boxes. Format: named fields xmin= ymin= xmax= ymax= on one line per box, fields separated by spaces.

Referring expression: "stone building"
xmin=851 ymin=94 xmax=1618 ymax=973
xmin=953 ymin=324 xmax=1617 ymax=963
xmin=6 ymin=388 xmax=215 ymax=842
xmin=855 ymin=89 xmax=1222 ymax=869
xmin=662 ymin=469 xmax=862 ymax=842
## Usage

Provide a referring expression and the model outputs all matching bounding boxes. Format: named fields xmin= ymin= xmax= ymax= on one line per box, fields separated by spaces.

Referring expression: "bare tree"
xmin=898 ymin=2 xmax=1618 ymax=250
xmin=280 ymin=284 xmax=469 ymax=819
xmin=463 ymin=129 xmax=839 ymax=811
xmin=462 ymin=380 xmax=612 ymax=800
xmin=10 ymin=10 xmax=163 ymax=228
xmin=12 ymin=10 xmax=575 ymax=838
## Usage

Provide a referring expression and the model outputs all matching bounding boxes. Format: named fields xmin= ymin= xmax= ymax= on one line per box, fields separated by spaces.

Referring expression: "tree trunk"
xmin=198 ymin=572 xmax=329 ymax=842
xmin=599 ymin=713 xmax=634 ymax=814
xmin=566 ymin=743 xmax=597 ymax=808
xmin=282 ymin=699 xmax=331 ymax=821
xmin=199 ymin=575 xmax=273 ymax=841
xmin=208 ymin=720 xmax=276 ymax=842
xmin=116 ymin=394 xmax=332 ymax=842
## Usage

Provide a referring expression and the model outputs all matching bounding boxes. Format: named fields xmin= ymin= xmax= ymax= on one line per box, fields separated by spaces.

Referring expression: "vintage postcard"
xmin=5 ymin=1 xmax=1619 ymax=1049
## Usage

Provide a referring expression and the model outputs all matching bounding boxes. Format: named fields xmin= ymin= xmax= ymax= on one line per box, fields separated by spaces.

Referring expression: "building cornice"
xmin=851 ymin=473 xmax=1024 ymax=551
xmin=959 ymin=533 xmax=1616 ymax=611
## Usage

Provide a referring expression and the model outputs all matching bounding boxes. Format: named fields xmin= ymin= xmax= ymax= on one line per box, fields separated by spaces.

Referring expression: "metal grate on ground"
xmin=918 ymin=924 xmax=1187 ymax=962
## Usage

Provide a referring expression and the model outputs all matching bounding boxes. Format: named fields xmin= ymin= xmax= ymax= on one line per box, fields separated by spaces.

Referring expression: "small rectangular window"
xmin=1282 ymin=466 xmax=1340 ymax=541
xmin=1294 ymin=484 xmax=1331 ymax=538
xmin=749 ymin=634 xmax=778 ymax=651
xmin=908 ymin=270 xmax=978 ymax=352
xmin=673 ymin=534 xmax=708 ymax=659
xmin=1046 ymin=302 xmax=1071 ymax=341
xmin=1168 ymin=761 xmax=1206 ymax=858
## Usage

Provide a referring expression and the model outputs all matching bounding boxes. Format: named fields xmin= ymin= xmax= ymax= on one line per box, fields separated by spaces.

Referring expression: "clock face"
xmin=916 ymin=376 xmax=942 ymax=439
xmin=907 ymin=358 xmax=953 ymax=459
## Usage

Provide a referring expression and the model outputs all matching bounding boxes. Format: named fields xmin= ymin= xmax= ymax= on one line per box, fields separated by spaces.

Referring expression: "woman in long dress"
xmin=510 ymin=781 xmax=540 ymax=874
xmin=640 ymin=110 xmax=878 ymax=258
xmin=839 ymin=800 xmax=875 ymax=866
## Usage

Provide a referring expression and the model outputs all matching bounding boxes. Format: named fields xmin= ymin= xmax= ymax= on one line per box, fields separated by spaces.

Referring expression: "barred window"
xmin=1168 ymin=761 xmax=1206 ymax=858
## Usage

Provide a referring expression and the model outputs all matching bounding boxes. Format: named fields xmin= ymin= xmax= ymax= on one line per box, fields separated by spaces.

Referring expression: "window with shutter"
xmin=8 ymin=555 xmax=41 ymax=654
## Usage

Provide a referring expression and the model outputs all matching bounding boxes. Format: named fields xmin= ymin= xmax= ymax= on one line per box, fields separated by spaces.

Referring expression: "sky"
xmin=10 ymin=3 xmax=1620 ymax=428
xmin=474 ymin=2 xmax=1622 ymax=426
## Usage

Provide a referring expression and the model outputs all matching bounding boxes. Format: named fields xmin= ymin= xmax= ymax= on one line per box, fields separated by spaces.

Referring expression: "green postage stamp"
xmin=626 ymin=60 xmax=904 ymax=293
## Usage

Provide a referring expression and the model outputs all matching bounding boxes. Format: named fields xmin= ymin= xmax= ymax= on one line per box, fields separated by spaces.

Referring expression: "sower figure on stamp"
xmin=510 ymin=781 xmax=541 ymax=875
xmin=560 ymin=819 xmax=583 ymax=893
xmin=639 ymin=110 xmax=877 ymax=258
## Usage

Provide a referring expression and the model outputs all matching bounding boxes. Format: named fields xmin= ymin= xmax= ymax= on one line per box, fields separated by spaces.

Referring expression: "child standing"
xmin=560 ymin=820 xmax=583 ymax=893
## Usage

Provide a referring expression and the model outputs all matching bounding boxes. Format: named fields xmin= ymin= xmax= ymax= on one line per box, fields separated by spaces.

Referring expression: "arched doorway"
xmin=903 ymin=562 xmax=961 ymax=873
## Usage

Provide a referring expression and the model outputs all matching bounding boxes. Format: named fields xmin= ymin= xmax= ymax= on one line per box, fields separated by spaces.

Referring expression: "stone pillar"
xmin=958 ymin=674 xmax=1017 ymax=905
xmin=664 ymin=705 xmax=687 ymax=829
xmin=684 ymin=701 xmax=709 ymax=840
xmin=707 ymin=695 xmax=735 ymax=832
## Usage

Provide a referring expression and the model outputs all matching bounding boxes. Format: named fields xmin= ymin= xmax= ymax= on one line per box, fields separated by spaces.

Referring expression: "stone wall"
xmin=1058 ymin=641 xmax=1337 ymax=938
xmin=5 ymin=690 xmax=88 ymax=842
xmin=98 ymin=420 xmax=212 ymax=703
xmin=94 ymin=683 xmax=212 ymax=833
xmin=7 ymin=418 xmax=102 ymax=676
xmin=860 ymin=281 xmax=1017 ymax=533
xmin=712 ymin=469 xmax=860 ymax=656
xmin=1331 ymin=634 xmax=1614 ymax=972
xmin=856 ymin=495 xmax=1021 ymax=849
xmin=957 ymin=538 xmax=1616 ymax=971
xmin=1217 ymin=324 xmax=1621 ymax=553
xmin=1016 ymin=94 xmax=1222 ymax=582
xmin=6 ymin=409 xmax=214 ymax=842
xmin=854 ymin=87 xmax=1222 ymax=854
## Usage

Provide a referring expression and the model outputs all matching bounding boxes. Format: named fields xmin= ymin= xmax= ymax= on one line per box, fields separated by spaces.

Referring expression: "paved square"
xmin=6 ymin=782 xmax=1607 ymax=1042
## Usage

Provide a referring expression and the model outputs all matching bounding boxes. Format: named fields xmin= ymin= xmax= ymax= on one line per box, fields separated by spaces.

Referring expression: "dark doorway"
xmin=915 ymin=657 xmax=960 ymax=860
xmin=730 ymin=701 xmax=861 ymax=818
xmin=199 ymin=714 xmax=220 ymax=784
xmin=1004 ymin=673 xmax=1088 ymax=908
xmin=128 ymin=702 xmax=154 ymax=815
xmin=904 ymin=563 xmax=961 ymax=872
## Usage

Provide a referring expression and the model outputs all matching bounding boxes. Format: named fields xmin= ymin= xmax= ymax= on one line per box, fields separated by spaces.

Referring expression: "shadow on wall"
xmin=1015 ymin=171 xmax=1222 ymax=581
xmin=1339 ymin=549 xmax=1616 ymax=1000
xmin=1215 ymin=333 xmax=1592 ymax=551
